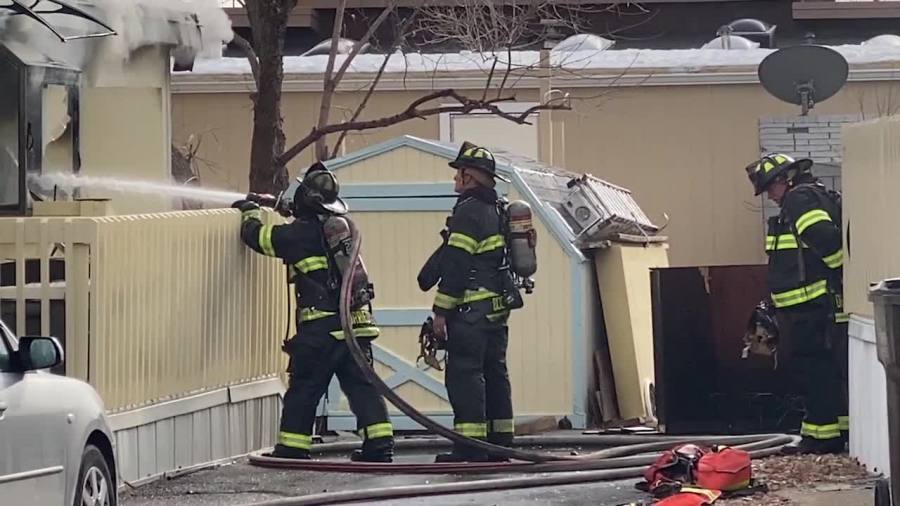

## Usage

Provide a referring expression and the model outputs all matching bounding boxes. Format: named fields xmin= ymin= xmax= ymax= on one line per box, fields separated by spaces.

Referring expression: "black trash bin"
xmin=868 ymin=279 xmax=900 ymax=506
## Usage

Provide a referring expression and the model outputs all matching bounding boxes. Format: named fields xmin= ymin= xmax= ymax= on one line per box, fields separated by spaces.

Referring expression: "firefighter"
xmin=422 ymin=142 xmax=517 ymax=462
xmin=231 ymin=163 xmax=394 ymax=462
xmin=745 ymin=153 xmax=848 ymax=455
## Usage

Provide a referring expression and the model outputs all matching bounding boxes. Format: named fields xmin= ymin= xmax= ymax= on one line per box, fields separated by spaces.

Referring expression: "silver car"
xmin=0 ymin=318 xmax=117 ymax=506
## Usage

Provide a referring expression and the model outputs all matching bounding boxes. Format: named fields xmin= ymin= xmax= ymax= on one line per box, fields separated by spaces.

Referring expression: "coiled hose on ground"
xmin=246 ymin=220 xmax=798 ymax=505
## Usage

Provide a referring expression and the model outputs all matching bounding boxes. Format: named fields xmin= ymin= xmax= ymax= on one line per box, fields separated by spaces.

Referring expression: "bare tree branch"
xmin=330 ymin=51 xmax=393 ymax=159
xmin=315 ymin=0 xmax=348 ymax=160
xmin=231 ymin=32 xmax=260 ymax=90
xmin=331 ymin=1 xmax=400 ymax=87
xmin=280 ymin=89 xmax=568 ymax=165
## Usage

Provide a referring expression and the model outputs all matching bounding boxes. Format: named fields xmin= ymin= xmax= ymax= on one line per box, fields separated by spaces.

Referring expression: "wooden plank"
xmin=594 ymin=350 xmax=620 ymax=423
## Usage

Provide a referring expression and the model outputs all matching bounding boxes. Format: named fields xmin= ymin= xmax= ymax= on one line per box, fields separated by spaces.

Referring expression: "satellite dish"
xmin=758 ymin=45 xmax=848 ymax=116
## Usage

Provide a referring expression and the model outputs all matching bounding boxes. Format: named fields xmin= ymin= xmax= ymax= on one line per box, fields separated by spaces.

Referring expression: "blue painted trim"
xmin=373 ymin=346 xmax=449 ymax=400
xmin=346 ymin=197 xmax=456 ymax=212
xmin=327 ymin=135 xmax=580 ymax=259
xmin=326 ymin=414 xmax=560 ymax=432
xmin=342 ymin=183 xmax=455 ymax=198
xmin=373 ymin=308 xmax=431 ymax=327
xmin=327 ymin=413 xmax=455 ymax=431
xmin=568 ymin=256 xmax=590 ymax=429
xmin=324 ymin=341 xmax=450 ymax=415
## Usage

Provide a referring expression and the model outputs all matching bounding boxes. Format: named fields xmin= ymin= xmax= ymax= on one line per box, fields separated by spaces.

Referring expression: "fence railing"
xmin=0 ymin=210 xmax=290 ymax=412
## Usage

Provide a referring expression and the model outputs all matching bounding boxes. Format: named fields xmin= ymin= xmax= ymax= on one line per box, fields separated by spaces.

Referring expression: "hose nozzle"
xmin=247 ymin=192 xmax=293 ymax=217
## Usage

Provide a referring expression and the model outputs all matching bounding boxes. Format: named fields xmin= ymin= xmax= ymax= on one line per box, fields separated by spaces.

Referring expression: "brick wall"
xmin=757 ymin=114 xmax=859 ymax=222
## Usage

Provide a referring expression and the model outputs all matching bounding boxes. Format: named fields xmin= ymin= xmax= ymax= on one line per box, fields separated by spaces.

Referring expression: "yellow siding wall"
xmin=79 ymin=46 xmax=173 ymax=214
xmin=842 ymin=116 xmax=900 ymax=318
xmin=328 ymin=148 xmax=574 ymax=417
xmin=593 ymin=243 xmax=670 ymax=420
xmin=173 ymin=79 xmax=899 ymax=268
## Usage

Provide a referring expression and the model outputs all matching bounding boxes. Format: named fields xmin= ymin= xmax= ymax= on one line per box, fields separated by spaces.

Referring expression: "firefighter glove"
xmin=232 ymin=200 xmax=260 ymax=213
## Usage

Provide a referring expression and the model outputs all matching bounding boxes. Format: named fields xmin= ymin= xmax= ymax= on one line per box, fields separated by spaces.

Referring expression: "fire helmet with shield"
xmin=293 ymin=162 xmax=348 ymax=215
xmin=745 ymin=153 xmax=813 ymax=196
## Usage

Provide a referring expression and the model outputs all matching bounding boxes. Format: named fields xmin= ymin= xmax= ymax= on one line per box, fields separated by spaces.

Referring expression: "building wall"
xmin=79 ymin=46 xmax=174 ymax=214
xmin=172 ymin=78 xmax=900 ymax=269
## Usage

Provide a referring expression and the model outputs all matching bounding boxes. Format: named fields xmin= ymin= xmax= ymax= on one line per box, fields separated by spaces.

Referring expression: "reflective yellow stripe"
xmin=823 ymin=249 xmax=843 ymax=269
xmin=835 ymin=312 xmax=849 ymax=323
xmin=454 ymin=422 xmax=487 ymax=438
xmin=328 ymin=311 xmax=379 ymax=339
xmin=462 ymin=288 xmax=499 ymax=303
xmin=763 ymin=161 xmax=775 ymax=172
xmin=489 ymin=419 xmax=515 ymax=434
xmin=330 ymin=326 xmax=380 ymax=340
xmin=242 ymin=209 xmax=261 ymax=222
xmin=796 ymin=209 xmax=832 ymax=235
xmin=448 ymin=233 xmax=478 ymax=254
xmin=765 ymin=234 xmax=805 ymax=251
xmin=801 ymin=421 xmax=841 ymax=440
xmin=259 ymin=225 xmax=276 ymax=256
xmin=771 ymin=279 xmax=828 ymax=308
xmin=838 ymin=416 xmax=850 ymax=431
xmin=475 ymin=235 xmax=505 ymax=254
xmin=295 ymin=256 xmax=329 ymax=273
xmin=300 ymin=307 xmax=336 ymax=322
xmin=279 ymin=431 xmax=312 ymax=450
xmin=486 ymin=310 xmax=510 ymax=322
xmin=434 ymin=291 xmax=461 ymax=310
xmin=360 ymin=422 xmax=394 ymax=440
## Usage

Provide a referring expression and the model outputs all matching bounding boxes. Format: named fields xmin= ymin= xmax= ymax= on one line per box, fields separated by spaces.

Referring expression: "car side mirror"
xmin=17 ymin=336 xmax=64 ymax=371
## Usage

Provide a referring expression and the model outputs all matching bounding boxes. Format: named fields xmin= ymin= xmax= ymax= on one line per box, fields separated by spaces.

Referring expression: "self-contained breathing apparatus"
xmin=244 ymin=165 xmax=375 ymax=348
xmin=415 ymin=196 xmax=538 ymax=367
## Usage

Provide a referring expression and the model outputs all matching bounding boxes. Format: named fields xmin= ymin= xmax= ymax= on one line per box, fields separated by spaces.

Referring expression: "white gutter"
xmin=171 ymin=66 xmax=900 ymax=94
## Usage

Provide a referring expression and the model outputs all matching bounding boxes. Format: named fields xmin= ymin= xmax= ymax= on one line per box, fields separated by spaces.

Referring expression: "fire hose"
xmin=246 ymin=218 xmax=799 ymax=505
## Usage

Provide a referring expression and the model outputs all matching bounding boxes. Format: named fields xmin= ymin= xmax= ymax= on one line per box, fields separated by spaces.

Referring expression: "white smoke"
xmin=0 ymin=0 xmax=233 ymax=71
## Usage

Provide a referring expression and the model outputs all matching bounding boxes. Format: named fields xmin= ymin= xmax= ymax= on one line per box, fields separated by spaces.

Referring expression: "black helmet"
xmin=448 ymin=141 xmax=510 ymax=183
xmin=293 ymin=162 xmax=348 ymax=215
xmin=745 ymin=153 xmax=813 ymax=196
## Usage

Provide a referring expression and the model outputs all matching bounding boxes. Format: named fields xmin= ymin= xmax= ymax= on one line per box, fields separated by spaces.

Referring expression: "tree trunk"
xmin=246 ymin=0 xmax=296 ymax=194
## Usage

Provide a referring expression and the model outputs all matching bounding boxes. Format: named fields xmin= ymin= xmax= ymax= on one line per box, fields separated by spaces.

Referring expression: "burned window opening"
xmin=0 ymin=41 xmax=81 ymax=215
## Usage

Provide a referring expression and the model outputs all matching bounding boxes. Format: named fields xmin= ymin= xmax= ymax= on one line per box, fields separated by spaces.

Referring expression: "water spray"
xmin=29 ymin=172 xmax=247 ymax=206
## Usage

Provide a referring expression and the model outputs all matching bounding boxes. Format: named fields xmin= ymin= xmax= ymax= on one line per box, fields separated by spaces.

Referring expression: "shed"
xmin=320 ymin=135 xmax=665 ymax=430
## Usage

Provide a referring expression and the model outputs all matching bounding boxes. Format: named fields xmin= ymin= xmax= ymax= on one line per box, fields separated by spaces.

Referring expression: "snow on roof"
xmin=185 ymin=44 xmax=900 ymax=77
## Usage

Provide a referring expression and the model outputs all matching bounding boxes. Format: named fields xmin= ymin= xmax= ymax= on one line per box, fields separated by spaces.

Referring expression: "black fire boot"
xmin=486 ymin=433 xmax=513 ymax=462
xmin=351 ymin=436 xmax=394 ymax=463
xmin=268 ymin=444 xmax=311 ymax=460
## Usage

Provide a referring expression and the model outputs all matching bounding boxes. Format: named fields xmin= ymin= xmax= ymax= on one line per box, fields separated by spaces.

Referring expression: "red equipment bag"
xmin=695 ymin=447 xmax=751 ymax=492
xmin=639 ymin=444 xmax=752 ymax=499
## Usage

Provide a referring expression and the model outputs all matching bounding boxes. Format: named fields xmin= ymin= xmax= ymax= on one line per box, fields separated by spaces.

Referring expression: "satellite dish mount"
xmin=758 ymin=45 xmax=848 ymax=116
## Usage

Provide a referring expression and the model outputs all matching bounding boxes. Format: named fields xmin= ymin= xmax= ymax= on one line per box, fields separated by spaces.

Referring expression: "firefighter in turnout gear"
xmin=232 ymin=163 xmax=394 ymax=462
xmin=745 ymin=153 xmax=848 ymax=455
xmin=420 ymin=142 xmax=519 ymax=463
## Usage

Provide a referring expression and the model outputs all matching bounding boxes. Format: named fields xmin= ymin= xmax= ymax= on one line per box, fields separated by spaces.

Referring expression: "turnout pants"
xmin=277 ymin=319 xmax=392 ymax=454
xmin=445 ymin=310 xmax=514 ymax=455
xmin=777 ymin=304 xmax=845 ymax=443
